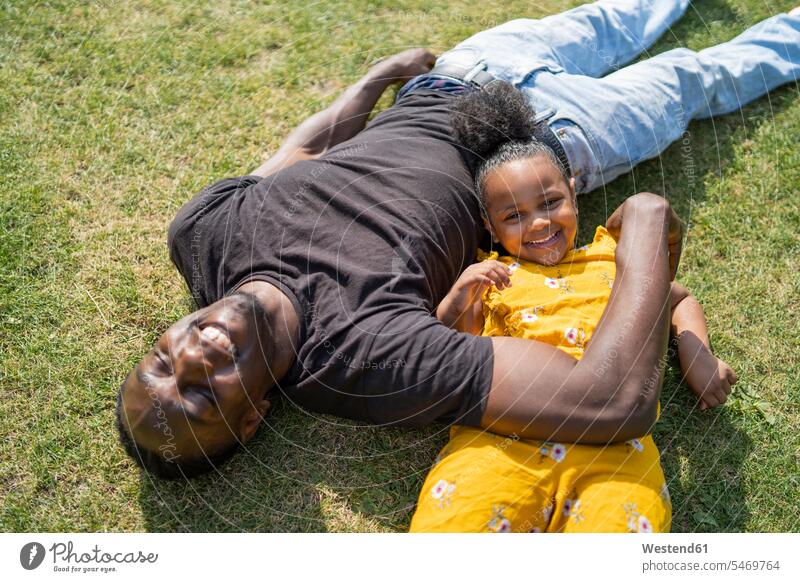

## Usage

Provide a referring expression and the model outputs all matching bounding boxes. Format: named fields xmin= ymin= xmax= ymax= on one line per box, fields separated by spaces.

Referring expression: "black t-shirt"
xmin=168 ymin=90 xmax=494 ymax=427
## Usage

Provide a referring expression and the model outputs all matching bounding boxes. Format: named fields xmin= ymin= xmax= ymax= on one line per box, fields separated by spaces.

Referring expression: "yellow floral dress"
xmin=409 ymin=226 xmax=671 ymax=533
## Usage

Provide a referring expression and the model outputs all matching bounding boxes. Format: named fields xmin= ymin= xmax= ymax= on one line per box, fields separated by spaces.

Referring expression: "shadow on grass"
xmin=138 ymin=397 xmax=445 ymax=532
xmin=137 ymin=380 xmax=754 ymax=532
xmin=656 ymin=360 xmax=754 ymax=532
xmin=139 ymin=2 xmax=792 ymax=533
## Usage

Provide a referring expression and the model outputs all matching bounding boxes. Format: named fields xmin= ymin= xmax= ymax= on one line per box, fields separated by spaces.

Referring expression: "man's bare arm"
xmin=251 ymin=49 xmax=435 ymax=177
xmin=481 ymin=193 xmax=680 ymax=444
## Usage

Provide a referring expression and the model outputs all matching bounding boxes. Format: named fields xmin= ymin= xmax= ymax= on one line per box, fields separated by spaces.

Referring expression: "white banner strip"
xmin=2 ymin=533 xmax=798 ymax=581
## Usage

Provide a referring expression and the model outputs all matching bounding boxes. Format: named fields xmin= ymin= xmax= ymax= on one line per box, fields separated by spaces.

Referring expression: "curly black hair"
xmin=115 ymin=381 xmax=239 ymax=480
xmin=451 ymin=80 xmax=569 ymax=201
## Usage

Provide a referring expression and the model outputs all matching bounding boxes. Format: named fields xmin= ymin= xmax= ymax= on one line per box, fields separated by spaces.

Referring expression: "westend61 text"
xmin=49 ymin=542 xmax=158 ymax=564
xmin=642 ymin=543 xmax=708 ymax=554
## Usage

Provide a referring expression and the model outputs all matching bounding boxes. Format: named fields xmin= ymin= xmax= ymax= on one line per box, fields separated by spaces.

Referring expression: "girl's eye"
xmin=505 ymin=212 xmax=522 ymax=221
xmin=543 ymin=197 xmax=562 ymax=209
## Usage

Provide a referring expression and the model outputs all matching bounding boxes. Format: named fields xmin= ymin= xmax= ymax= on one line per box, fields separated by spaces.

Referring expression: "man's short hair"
xmin=114 ymin=383 xmax=238 ymax=479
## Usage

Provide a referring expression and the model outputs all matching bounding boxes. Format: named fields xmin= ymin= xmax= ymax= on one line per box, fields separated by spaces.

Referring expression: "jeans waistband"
xmin=397 ymin=74 xmax=470 ymax=99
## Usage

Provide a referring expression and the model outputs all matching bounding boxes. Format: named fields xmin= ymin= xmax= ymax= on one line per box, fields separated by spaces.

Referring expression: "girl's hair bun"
xmin=451 ymin=80 xmax=537 ymax=159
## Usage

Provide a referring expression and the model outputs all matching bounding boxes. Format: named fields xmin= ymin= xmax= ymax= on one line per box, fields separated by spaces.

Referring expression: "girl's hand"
xmin=683 ymin=350 xmax=737 ymax=410
xmin=450 ymin=260 xmax=512 ymax=305
xmin=437 ymin=260 xmax=512 ymax=333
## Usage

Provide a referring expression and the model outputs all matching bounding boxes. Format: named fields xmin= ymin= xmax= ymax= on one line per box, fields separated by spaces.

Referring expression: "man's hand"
xmin=606 ymin=193 xmax=683 ymax=279
xmin=437 ymin=260 xmax=512 ymax=334
xmin=682 ymin=348 xmax=737 ymax=410
xmin=373 ymin=48 xmax=437 ymax=82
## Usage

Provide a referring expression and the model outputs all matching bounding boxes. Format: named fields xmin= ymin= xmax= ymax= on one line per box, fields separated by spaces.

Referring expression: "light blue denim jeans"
xmin=417 ymin=0 xmax=800 ymax=193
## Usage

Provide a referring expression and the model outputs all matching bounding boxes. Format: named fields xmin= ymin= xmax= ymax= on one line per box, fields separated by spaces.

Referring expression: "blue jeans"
xmin=405 ymin=1 xmax=800 ymax=193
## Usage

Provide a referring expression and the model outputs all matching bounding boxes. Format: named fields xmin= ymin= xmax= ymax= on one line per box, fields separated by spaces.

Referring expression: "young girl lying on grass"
xmin=409 ymin=83 xmax=737 ymax=533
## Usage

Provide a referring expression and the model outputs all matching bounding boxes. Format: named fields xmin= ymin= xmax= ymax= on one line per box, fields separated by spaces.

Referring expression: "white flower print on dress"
xmin=544 ymin=273 xmax=575 ymax=294
xmin=430 ymin=479 xmax=456 ymax=508
xmin=431 ymin=479 xmax=448 ymax=500
xmin=487 ymin=505 xmax=512 ymax=533
xmin=627 ymin=438 xmax=645 ymax=452
xmin=519 ymin=306 xmax=543 ymax=324
xmin=623 ymin=502 xmax=654 ymax=533
xmin=549 ymin=443 xmax=567 ymax=463
xmin=562 ymin=498 xmax=585 ymax=524
xmin=538 ymin=442 xmax=566 ymax=463
xmin=556 ymin=271 xmax=576 ymax=293
xmin=543 ymin=503 xmax=554 ymax=523
xmin=564 ymin=327 xmax=579 ymax=344
xmin=637 ymin=515 xmax=653 ymax=533
xmin=564 ymin=327 xmax=587 ymax=351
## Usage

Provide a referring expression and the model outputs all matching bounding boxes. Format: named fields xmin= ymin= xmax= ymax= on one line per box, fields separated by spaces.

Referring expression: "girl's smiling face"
xmin=482 ymin=154 xmax=577 ymax=265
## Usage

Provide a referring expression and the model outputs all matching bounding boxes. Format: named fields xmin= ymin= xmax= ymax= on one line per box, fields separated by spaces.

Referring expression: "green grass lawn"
xmin=1 ymin=0 xmax=798 ymax=532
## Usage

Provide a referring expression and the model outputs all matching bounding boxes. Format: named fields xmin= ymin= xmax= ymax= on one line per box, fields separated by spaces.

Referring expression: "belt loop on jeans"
xmin=428 ymin=62 xmax=497 ymax=89
xmin=462 ymin=61 xmax=488 ymax=84
xmin=428 ymin=63 xmax=572 ymax=177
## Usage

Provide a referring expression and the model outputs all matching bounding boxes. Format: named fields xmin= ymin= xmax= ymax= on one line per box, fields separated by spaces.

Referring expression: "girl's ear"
xmin=569 ymin=177 xmax=578 ymax=214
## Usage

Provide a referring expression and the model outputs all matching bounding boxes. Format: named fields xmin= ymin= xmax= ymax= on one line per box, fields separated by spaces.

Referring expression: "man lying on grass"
xmin=117 ymin=1 xmax=800 ymax=481
xmin=115 ymin=45 xmax=678 ymax=479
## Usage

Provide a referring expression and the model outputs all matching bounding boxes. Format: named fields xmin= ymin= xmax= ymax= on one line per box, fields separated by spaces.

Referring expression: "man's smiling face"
xmin=120 ymin=293 xmax=273 ymax=462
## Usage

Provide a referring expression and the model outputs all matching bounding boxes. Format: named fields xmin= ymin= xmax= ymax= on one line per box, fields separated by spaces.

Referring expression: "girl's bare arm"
xmin=670 ymin=282 xmax=737 ymax=410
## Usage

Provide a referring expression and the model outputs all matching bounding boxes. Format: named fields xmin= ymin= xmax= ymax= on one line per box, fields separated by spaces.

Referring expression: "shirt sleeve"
xmin=357 ymin=310 xmax=495 ymax=428
xmin=167 ymin=175 xmax=262 ymax=306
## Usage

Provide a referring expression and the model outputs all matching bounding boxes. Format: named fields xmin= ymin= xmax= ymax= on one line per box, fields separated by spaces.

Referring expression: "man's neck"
xmin=237 ymin=279 xmax=300 ymax=382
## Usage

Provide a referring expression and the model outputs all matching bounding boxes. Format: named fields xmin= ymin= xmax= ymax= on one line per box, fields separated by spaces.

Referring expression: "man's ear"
xmin=239 ymin=398 xmax=271 ymax=442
